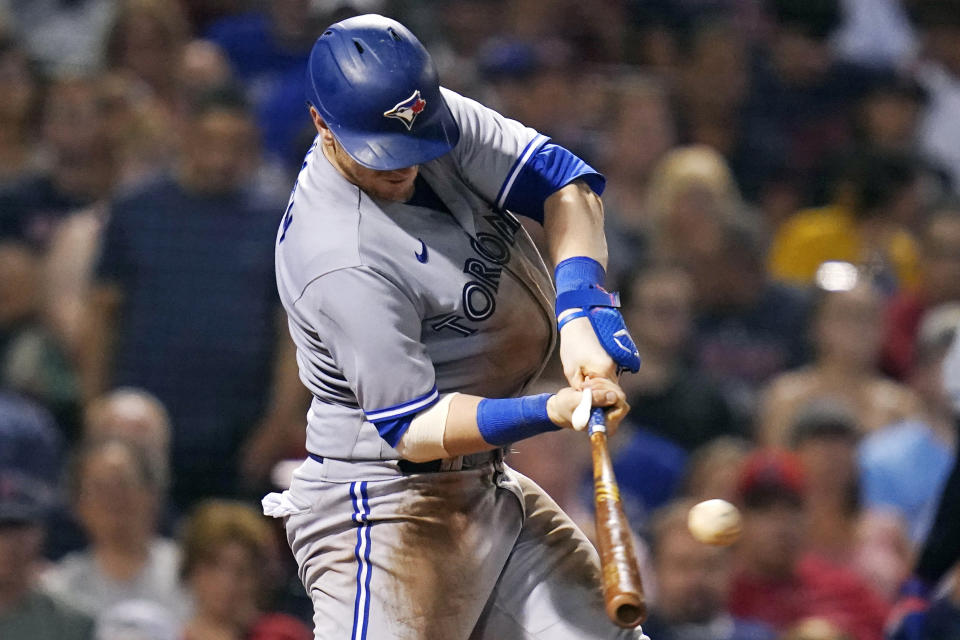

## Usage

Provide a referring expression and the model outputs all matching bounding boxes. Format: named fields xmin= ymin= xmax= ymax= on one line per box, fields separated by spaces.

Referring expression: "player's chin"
xmin=373 ymin=178 xmax=416 ymax=202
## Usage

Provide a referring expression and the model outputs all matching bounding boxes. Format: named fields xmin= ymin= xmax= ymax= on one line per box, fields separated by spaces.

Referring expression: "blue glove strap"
xmin=587 ymin=307 xmax=642 ymax=373
xmin=555 ymin=289 xmax=620 ymax=316
xmin=554 ymin=256 xmax=605 ymax=293
xmin=476 ymin=394 xmax=558 ymax=446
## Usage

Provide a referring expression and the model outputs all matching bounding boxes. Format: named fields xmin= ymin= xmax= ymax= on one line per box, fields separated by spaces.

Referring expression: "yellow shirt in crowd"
xmin=768 ymin=205 xmax=921 ymax=291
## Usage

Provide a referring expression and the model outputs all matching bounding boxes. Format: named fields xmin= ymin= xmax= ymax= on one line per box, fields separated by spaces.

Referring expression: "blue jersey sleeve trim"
xmin=501 ymin=143 xmax=606 ymax=223
xmin=364 ymin=386 xmax=439 ymax=447
xmin=364 ymin=386 xmax=439 ymax=421
xmin=495 ymin=134 xmax=550 ymax=209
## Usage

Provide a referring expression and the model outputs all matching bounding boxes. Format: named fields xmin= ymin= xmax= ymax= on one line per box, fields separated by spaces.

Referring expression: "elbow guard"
xmin=395 ymin=393 xmax=458 ymax=462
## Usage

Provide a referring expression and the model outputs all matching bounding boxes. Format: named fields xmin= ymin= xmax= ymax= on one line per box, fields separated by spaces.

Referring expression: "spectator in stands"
xmin=788 ymin=402 xmax=862 ymax=563
xmin=41 ymin=73 xmax=172 ymax=357
xmin=0 ymin=74 xmax=115 ymax=251
xmin=768 ymin=152 xmax=923 ymax=292
xmin=0 ymin=243 xmax=79 ymax=436
xmin=882 ymin=205 xmax=960 ymax=378
xmin=82 ymin=88 xmax=307 ymax=508
xmin=41 ymin=438 xmax=189 ymax=621
xmin=83 ymin=388 xmax=171 ymax=492
xmin=673 ymin=17 xmax=778 ymax=206
xmin=641 ymin=499 xmax=776 ymax=640
xmin=759 ymin=277 xmax=920 ymax=446
xmin=43 ymin=387 xmax=173 ymax=563
xmin=620 ymin=262 xmax=740 ymax=451
xmin=688 ymin=217 xmax=810 ymax=424
xmin=912 ymin=0 xmax=960 ymax=196
xmin=174 ymin=39 xmax=233 ymax=119
xmin=600 ymin=75 xmax=676 ymax=286
xmin=645 ymin=145 xmax=745 ymax=266
xmin=204 ymin=0 xmax=321 ymax=166
xmin=0 ymin=31 xmax=42 ymax=187
xmin=860 ymin=305 xmax=959 ymax=544
xmin=98 ymin=71 xmax=178 ymax=191
xmin=742 ymin=0 xmax=873 ymax=199
xmin=179 ymin=501 xmax=311 ymax=640
xmin=728 ymin=450 xmax=890 ymax=639
xmin=790 ymin=405 xmax=913 ymax=601
xmin=103 ymin=0 xmax=190 ymax=109
xmin=42 ymin=51 xmax=241 ymax=358
xmin=0 ymin=392 xmax=92 ymax=640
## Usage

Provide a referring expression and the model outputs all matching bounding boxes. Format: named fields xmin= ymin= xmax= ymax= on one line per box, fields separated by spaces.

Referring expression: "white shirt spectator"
xmin=41 ymin=538 xmax=190 ymax=624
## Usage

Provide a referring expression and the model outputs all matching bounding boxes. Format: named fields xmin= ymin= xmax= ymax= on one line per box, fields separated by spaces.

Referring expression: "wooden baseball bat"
xmin=588 ymin=407 xmax=647 ymax=628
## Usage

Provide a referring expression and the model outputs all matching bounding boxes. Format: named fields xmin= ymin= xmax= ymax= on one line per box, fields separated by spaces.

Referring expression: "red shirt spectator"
xmin=730 ymin=450 xmax=890 ymax=640
xmin=730 ymin=552 xmax=890 ymax=640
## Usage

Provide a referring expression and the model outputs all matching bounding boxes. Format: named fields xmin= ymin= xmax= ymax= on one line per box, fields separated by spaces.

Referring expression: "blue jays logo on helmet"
xmin=383 ymin=90 xmax=427 ymax=130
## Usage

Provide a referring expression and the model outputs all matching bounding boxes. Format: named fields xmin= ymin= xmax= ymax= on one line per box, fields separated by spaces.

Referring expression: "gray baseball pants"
xmin=264 ymin=454 xmax=649 ymax=640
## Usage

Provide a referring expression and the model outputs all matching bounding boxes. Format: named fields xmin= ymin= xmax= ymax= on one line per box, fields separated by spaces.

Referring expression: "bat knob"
xmin=606 ymin=591 xmax=646 ymax=628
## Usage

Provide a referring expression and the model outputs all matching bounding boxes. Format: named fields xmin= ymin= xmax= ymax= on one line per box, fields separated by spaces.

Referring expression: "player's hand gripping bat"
xmin=573 ymin=391 xmax=647 ymax=628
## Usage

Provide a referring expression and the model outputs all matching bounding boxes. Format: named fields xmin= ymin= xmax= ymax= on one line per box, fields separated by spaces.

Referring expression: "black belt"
xmin=308 ymin=452 xmax=444 ymax=473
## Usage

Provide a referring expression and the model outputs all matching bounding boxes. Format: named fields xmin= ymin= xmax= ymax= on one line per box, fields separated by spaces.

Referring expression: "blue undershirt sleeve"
xmin=501 ymin=143 xmax=606 ymax=223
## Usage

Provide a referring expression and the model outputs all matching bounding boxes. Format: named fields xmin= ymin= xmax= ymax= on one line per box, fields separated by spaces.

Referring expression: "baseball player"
xmin=261 ymin=14 xmax=647 ymax=640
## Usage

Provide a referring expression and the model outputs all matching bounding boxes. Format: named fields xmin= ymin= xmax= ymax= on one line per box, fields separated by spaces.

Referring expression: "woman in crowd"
xmin=179 ymin=500 xmax=311 ymax=640
xmin=758 ymin=275 xmax=921 ymax=446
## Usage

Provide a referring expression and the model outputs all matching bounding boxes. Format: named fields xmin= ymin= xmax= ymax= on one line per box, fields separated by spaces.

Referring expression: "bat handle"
xmin=588 ymin=407 xmax=607 ymax=436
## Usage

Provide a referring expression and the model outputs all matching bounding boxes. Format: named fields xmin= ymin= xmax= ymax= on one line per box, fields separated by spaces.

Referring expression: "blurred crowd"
xmin=1 ymin=0 xmax=959 ymax=639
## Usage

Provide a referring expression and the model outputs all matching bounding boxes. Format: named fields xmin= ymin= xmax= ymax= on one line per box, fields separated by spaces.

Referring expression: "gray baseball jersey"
xmin=265 ymin=87 xmax=648 ymax=640
xmin=276 ymin=88 xmax=556 ymax=460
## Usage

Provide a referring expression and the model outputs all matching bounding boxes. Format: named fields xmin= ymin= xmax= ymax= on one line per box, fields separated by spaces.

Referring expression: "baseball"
xmin=687 ymin=499 xmax=742 ymax=546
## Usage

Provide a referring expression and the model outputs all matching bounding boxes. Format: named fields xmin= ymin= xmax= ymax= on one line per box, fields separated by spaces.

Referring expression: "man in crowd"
xmin=83 ymin=88 xmax=308 ymax=508
xmin=0 ymin=392 xmax=92 ymax=640
xmin=729 ymin=450 xmax=889 ymax=640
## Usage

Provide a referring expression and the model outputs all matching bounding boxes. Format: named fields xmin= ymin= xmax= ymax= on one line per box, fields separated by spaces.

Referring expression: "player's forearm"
xmin=399 ymin=393 xmax=558 ymax=461
xmin=440 ymin=393 xmax=491 ymax=457
xmin=543 ymin=180 xmax=608 ymax=269
xmin=397 ymin=385 xmax=628 ymax=462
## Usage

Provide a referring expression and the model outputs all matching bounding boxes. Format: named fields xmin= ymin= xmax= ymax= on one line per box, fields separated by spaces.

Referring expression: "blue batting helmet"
xmin=306 ymin=14 xmax=461 ymax=171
